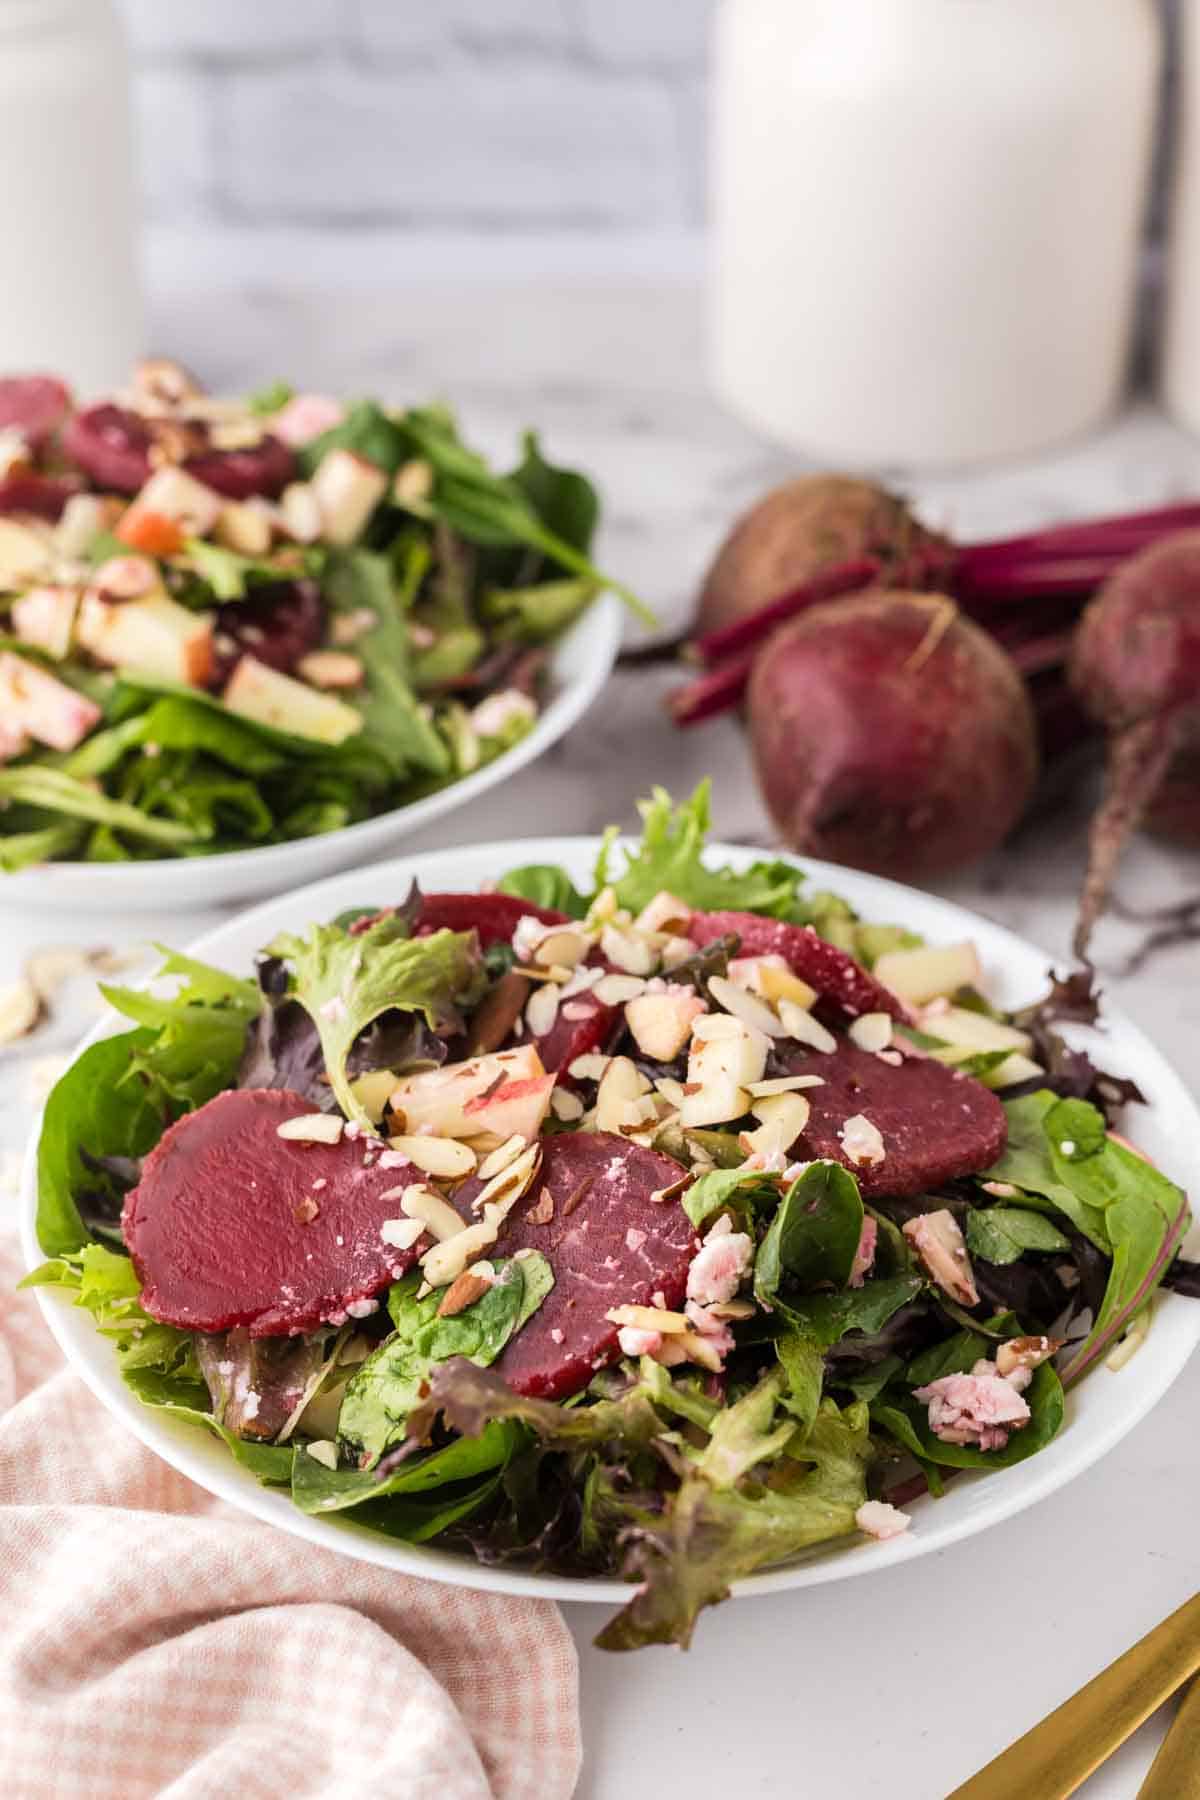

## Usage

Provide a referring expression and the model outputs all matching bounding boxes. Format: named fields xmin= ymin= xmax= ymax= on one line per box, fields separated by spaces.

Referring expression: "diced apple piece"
xmin=78 ymin=592 xmax=215 ymax=687
xmin=389 ymin=1045 xmax=548 ymax=1140
xmin=11 ymin=586 xmax=79 ymax=660
xmin=464 ymin=1071 xmax=557 ymax=1144
xmin=310 ymin=448 xmax=388 ymax=545
xmin=625 ymin=988 xmax=708 ymax=1062
xmin=680 ymin=1013 xmax=769 ymax=1126
xmin=215 ymin=501 xmax=273 ymax=556
xmin=874 ymin=942 xmax=983 ymax=1007
xmin=0 ymin=719 xmax=29 ymax=762
xmin=223 ymin=654 xmax=361 ymax=744
xmin=56 ymin=494 xmax=122 ymax=560
xmin=0 ymin=651 xmax=100 ymax=751
xmin=125 ymin=465 xmax=224 ymax=537
xmin=757 ymin=961 xmax=819 ymax=1011
xmin=920 ymin=1006 xmax=1033 ymax=1057
xmin=279 ymin=481 xmax=323 ymax=543
xmin=976 ymin=1051 xmax=1043 ymax=1089
xmin=0 ymin=519 xmax=53 ymax=591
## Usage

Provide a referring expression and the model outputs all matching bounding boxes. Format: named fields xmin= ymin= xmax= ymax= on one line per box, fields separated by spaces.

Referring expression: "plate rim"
xmin=19 ymin=833 xmax=1200 ymax=1603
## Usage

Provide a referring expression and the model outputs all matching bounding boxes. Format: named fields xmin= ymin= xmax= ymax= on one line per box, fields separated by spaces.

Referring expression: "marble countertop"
xmin=3 ymin=279 xmax=1199 ymax=1798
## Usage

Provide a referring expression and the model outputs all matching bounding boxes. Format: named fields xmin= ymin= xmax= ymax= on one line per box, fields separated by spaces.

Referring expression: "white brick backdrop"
xmin=116 ymin=0 xmax=1176 ymax=287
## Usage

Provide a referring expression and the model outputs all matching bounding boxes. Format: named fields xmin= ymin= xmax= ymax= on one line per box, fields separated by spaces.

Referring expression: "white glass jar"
xmin=0 ymin=0 xmax=141 ymax=392
xmin=712 ymin=0 xmax=1161 ymax=468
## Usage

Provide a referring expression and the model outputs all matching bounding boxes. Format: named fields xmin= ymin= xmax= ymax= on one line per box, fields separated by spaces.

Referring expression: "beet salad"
xmin=26 ymin=786 xmax=1197 ymax=1649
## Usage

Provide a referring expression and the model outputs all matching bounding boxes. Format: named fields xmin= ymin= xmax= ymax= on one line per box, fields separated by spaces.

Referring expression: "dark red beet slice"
xmin=454 ymin=1131 xmax=694 ymax=1399
xmin=123 ymin=1088 xmax=426 ymax=1338
xmin=187 ymin=434 xmax=295 ymax=501
xmin=0 ymin=472 xmax=80 ymax=519
xmin=416 ymin=892 xmax=569 ymax=948
xmin=687 ymin=909 xmax=910 ymax=1022
xmin=535 ymin=987 xmax=622 ymax=1078
xmin=63 ymin=403 xmax=295 ymax=498
xmin=0 ymin=374 xmax=72 ymax=447
xmin=212 ymin=579 xmax=326 ymax=685
xmin=779 ymin=1040 xmax=1007 ymax=1197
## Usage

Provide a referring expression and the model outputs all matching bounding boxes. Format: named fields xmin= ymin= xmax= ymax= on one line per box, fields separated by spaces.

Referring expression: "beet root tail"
xmin=1074 ymin=713 xmax=1182 ymax=961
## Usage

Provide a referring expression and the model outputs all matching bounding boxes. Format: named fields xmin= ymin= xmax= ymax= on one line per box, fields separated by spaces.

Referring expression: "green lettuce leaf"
xmin=292 ymin=1419 xmax=521 ymax=1515
xmin=21 ymin=1245 xmax=198 ymax=1381
xmin=594 ymin=781 xmax=804 ymax=918
xmin=266 ymin=911 xmax=482 ymax=1126
xmin=496 ymin=863 xmax=589 ymax=918
xmin=780 ymin=1273 xmax=925 ymax=1351
xmin=337 ymin=1255 xmax=553 ymax=1465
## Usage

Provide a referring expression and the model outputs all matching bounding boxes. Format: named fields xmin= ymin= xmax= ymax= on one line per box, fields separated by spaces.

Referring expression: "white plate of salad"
xmin=19 ymin=787 xmax=1200 ymax=1650
xmin=0 ymin=366 xmax=632 ymax=909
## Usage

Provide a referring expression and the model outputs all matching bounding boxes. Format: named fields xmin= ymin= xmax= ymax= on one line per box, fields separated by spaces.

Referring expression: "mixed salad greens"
xmin=24 ymin=786 xmax=1197 ymax=1649
xmin=0 ymin=365 xmax=642 ymax=869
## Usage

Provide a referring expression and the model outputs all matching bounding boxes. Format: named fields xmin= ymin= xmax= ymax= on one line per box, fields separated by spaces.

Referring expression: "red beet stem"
xmin=970 ymin=501 xmax=1200 ymax=563
xmin=690 ymin=557 xmax=882 ymax=667
xmin=1074 ymin=713 xmax=1183 ymax=959
xmin=668 ymin=649 xmax=756 ymax=726
xmin=956 ymin=556 xmax=1123 ymax=604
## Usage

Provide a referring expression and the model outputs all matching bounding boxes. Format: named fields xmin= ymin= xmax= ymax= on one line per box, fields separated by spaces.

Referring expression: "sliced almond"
xmin=746 ymin=1074 xmax=826 ymax=1097
xmin=525 ymin=981 xmax=560 ymax=1037
xmin=0 ymin=976 xmax=42 ymax=1046
xmin=420 ymin=1203 xmax=504 ymax=1287
xmin=600 ymin=923 xmax=658 ymax=976
xmin=757 ymin=963 xmax=819 ymax=1011
xmin=777 ymin=998 xmax=838 ymax=1054
xmin=550 ymin=1087 xmax=585 ymax=1122
xmin=380 ymin=1216 xmax=425 ymax=1252
xmin=297 ymin=650 xmax=364 ymax=691
xmin=742 ymin=1091 xmax=811 ymax=1158
xmin=276 ymin=1112 xmax=343 ymax=1145
xmin=606 ymin=1304 xmax=689 ymax=1334
xmin=475 ymin=1133 xmax=528 ymax=1181
xmin=595 ymin=1055 xmax=652 ymax=1134
xmin=437 ymin=1268 xmax=493 ymax=1317
xmin=593 ymin=972 xmax=647 ymax=1005
xmin=400 ymin=1183 xmax=467 ymax=1242
xmin=848 ymin=1012 xmax=893 ymax=1053
xmin=469 ymin=1141 xmax=543 ymax=1216
xmin=532 ymin=929 xmax=590 ymax=970
xmin=387 ymin=1134 xmax=478 ymax=1180
xmin=675 ymin=1328 xmax=724 ymax=1373
xmin=707 ymin=975 xmax=786 ymax=1039
xmin=568 ymin=1052 xmax=611 ymax=1082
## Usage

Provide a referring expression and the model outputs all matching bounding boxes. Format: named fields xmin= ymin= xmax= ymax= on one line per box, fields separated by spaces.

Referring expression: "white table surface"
xmin=3 ymin=279 xmax=1200 ymax=1799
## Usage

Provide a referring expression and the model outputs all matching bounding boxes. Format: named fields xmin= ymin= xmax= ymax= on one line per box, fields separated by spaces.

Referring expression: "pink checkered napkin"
xmin=0 ymin=1239 xmax=581 ymax=1800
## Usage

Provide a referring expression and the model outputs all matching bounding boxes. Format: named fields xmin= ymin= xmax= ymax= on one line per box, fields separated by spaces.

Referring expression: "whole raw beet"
xmin=748 ymin=592 xmax=1038 ymax=878
xmin=697 ymin=474 xmax=949 ymax=640
xmin=1069 ymin=531 xmax=1200 ymax=952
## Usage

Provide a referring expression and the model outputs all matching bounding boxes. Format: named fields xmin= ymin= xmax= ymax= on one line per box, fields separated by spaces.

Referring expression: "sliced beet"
xmin=63 ymin=402 xmax=295 ymax=498
xmin=779 ymin=1040 xmax=1007 ymax=1197
xmin=212 ymin=579 xmax=326 ymax=684
xmin=0 ymin=472 xmax=80 ymax=519
xmin=687 ymin=909 xmax=909 ymax=1022
xmin=0 ymin=374 xmax=72 ymax=447
xmin=454 ymin=1131 xmax=694 ymax=1400
xmin=123 ymin=1088 xmax=426 ymax=1338
xmin=415 ymin=891 xmax=569 ymax=948
xmin=535 ymin=988 xmax=622 ymax=1078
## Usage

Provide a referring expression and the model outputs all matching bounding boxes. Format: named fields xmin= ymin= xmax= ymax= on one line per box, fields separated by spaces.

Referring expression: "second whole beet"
xmin=747 ymin=591 xmax=1039 ymax=879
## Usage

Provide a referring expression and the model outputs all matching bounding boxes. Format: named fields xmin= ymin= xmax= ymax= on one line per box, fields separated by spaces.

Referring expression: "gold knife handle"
xmin=948 ymin=1594 xmax=1200 ymax=1800
xmin=1137 ymin=1674 xmax=1200 ymax=1800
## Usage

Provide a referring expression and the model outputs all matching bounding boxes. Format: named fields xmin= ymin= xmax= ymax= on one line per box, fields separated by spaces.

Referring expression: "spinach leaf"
xmin=496 ymin=862 xmax=590 ymax=918
xmin=966 ymin=1207 xmax=1070 ymax=1266
xmin=266 ymin=912 xmax=482 ymax=1125
xmin=0 ymin=766 xmax=200 ymax=848
xmin=509 ymin=430 xmax=599 ymax=557
xmin=296 ymin=398 xmax=409 ymax=478
xmin=291 ymin=1420 xmax=520 ymax=1514
xmin=121 ymin=1367 xmax=295 ymax=1484
xmin=986 ymin=1091 xmax=1191 ymax=1383
xmin=754 ymin=1162 xmax=864 ymax=1305
xmin=480 ymin=576 xmax=597 ymax=644
xmin=337 ymin=1255 xmax=553 ymax=1465
xmin=780 ymin=1272 xmax=925 ymax=1351
xmin=322 ymin=548 xmax=449 ymax=780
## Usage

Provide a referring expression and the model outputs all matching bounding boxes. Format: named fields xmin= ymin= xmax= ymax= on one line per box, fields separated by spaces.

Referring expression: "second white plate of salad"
xmin=19 ymin=788 xmax=1200 ymax=1649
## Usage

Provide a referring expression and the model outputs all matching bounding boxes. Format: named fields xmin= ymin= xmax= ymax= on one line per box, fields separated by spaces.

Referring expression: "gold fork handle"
xmin=948 ymin=1594 xmax=1200 ymax=1800
xmin=1137 ymin=1674 xmax=1200 ymax=1800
